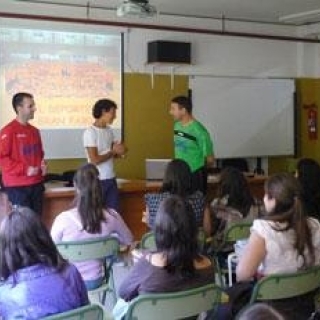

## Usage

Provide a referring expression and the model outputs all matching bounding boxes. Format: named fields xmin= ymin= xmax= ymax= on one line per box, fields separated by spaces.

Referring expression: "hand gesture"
xmin=112 ymin=141 xmax=127 ymax=157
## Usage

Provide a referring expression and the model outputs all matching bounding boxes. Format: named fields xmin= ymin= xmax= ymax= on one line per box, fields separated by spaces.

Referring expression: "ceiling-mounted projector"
xmin=116 ymin=0 xmax=157 ymax=18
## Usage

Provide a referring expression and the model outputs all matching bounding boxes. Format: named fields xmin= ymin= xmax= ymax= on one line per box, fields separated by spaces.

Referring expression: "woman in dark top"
xmin=296 ymin=158 xmax=320 ymax=220
xmin=144 ymin=159 xmax=206 ymax=229
xmin=114 ymin=196 xmax=214 ymax=319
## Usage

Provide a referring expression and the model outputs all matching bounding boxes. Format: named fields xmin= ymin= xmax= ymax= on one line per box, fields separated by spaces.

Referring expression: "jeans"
xmin=84 ymin=277 xmax=104 ymax=290
xmin=101 ymin=178 xmax=120 ymax=212
xmin=5 ymin=182 xmax=45 ymax=215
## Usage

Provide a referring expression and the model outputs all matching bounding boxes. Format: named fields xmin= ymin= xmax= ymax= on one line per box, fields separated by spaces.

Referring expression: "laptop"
xmin=145 ymin=159 xmax=171 ymax=180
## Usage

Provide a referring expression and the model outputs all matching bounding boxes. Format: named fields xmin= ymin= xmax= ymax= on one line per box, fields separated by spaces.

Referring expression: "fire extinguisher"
xmin=304 ymin=103 xmax=318 ymax=140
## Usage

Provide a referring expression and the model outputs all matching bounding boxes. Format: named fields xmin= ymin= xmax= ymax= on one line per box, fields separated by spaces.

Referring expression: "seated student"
xmin=51 ymin=163 xmax=133 ymax=290
xmin=113 ymin=195 xmax=215 ymax=320
xmin=0 ymin=207 xmax=88 ymax=319
xmin=236 ymin=173 xmax=320 ymax=319
xmin=296 ymin=158 xmax=320 ymax=220
xmin=204 ymin=167 xmax=261 ymax=247
xmin=144 ymin=159 xmax=206 ymax=229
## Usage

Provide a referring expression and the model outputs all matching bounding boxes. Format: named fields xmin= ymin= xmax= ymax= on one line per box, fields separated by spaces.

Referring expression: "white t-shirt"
xmin=252 ymin=218 xmax=320 ymax=275
xmin=83 ymin=125 xmax=115 ymax=180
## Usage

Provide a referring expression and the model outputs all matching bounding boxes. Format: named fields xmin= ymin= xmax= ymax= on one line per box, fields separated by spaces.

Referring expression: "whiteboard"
xmin=190 ymin=77 xmax=295 ymax=158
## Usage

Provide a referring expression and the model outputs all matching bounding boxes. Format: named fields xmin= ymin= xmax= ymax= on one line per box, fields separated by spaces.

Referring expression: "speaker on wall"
xmin=147 ymin=41 xmax=191 ymax=64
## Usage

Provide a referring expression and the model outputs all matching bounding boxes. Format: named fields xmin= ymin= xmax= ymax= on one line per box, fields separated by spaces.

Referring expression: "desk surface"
xmin=45 ymin=175 xmax=266 ymax=196
xmin=44 ymin=179 xmax=162 ymax=198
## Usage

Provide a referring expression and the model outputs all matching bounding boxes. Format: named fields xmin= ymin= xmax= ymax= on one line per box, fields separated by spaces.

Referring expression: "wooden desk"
xmin=43 ymin=176 xmax=266 ymax=240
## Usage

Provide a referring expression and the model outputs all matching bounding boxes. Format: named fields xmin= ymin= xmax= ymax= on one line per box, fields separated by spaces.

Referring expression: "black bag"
xmin=226 ymin=281 xmax=255 ymax=316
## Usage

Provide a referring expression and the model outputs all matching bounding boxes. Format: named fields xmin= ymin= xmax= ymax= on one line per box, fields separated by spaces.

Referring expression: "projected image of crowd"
xmin=5 ymin=61 xmax=114 ymax=97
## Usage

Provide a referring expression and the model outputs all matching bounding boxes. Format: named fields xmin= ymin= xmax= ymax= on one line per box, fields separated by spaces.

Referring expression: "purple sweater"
xmin=51 ymin=208 xmax=133 ymax=281
xmin=0 ymin=263 xmax=88 ymax=320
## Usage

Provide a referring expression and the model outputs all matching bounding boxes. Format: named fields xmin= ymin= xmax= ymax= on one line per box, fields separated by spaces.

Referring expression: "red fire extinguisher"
xmin=304 ymin=103 xmax=318 ymax=140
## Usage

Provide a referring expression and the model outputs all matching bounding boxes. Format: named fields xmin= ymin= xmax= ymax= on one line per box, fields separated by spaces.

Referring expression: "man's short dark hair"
xmin=171 ymin=96 xmax=192 ymax=114
xmin=12 ymin=92 xmax=33 ymax=114
xmin=92 ymin=99 xmax=117 ymax=119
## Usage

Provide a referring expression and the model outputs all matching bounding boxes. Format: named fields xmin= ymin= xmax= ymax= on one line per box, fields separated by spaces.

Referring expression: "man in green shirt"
xmin=170 ymin=96 xmax=214 ymax=194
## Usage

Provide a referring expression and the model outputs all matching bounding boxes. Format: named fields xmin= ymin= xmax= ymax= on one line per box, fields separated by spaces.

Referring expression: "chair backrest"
xmin=224 ymin=222 xmax=252 ymax=244
xmin=42 ymin=304 xmax=105 ymax=320
xmin=56 ymin=236 xmax=120 ymax=262
xmin=140 ymin=232 xmax=156 ymax=250
xmin=124 ymin=283 xmax=222 ymax=320
xmin=250 ymin=265 xmax=320 ymax=303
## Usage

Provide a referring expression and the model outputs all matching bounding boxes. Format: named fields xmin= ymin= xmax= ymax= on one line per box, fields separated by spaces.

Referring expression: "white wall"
xmin=125 ymin=28 xmax=298 ymax=77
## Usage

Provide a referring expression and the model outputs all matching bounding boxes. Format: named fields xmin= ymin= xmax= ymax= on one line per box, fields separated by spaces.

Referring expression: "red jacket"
xmin=0 ymin=119 xmax=44 ymax=187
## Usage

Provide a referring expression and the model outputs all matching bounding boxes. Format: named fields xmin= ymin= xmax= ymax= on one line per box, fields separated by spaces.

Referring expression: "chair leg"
xmin=108 ymin=268 xmax=117 ymax=305
xmin=227 ymin=253 xmax=237 ymax=287
xmin=213 ymin=256 xmax=225 ymax=287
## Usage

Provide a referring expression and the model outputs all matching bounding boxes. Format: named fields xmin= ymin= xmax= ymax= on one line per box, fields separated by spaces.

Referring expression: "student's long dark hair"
xmin=161 ymin=159 xmax=192 ymax=197
xmin=73 ymin=163 xmax=106 ymax=233
xmin=217 ymin=167 xmax=254 ymax=216
xmin=0 ymin=207 xmax=67 ymax=283
xmin=155 ymin=195 xmax=199 ymax=277
xmin=296 ymin=158 xmax=320 ymax=218
xmin=264 ymin=173 xmax=315 ymax=268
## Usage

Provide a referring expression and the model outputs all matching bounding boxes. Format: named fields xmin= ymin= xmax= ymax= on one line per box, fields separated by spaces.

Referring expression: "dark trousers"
xmin=191 ymin=166 xmax=208 ymax=195
xmin=5 ymin=182 xmax=45 ymax=215
xmin=101 ymin=178 xmax=120 ymax=212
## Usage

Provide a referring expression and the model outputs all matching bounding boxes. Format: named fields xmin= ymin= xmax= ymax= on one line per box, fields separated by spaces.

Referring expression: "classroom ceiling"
xmin=12 ymin=0 xmax=320 ymax=25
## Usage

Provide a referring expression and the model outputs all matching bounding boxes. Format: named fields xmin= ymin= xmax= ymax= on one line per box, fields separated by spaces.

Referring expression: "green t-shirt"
xmin=174 ymin=120 xmax=214 ymax=172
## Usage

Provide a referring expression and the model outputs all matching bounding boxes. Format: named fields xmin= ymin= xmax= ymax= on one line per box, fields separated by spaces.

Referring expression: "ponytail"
xmin=293 ymin=198 xmax=315 ymax=267
xmin=74 ymin=164 xmax=106 ymax=233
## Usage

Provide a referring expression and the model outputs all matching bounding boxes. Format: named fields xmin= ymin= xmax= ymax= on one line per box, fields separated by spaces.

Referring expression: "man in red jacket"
xmin=0 ymin=92 xmax=46 ymax=215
